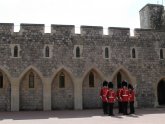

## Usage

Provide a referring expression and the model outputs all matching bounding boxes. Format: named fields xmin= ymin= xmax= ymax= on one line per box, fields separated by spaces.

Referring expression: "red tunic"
xmin=107 ymin=89 xmax=116 ymax=103
xmin=100 ymin=87 xmax=108 ymax=102
xmin=121 ymin=88 xmax=129 ymax=102
xmin=129 ymin=90 xmax=135 ymax=102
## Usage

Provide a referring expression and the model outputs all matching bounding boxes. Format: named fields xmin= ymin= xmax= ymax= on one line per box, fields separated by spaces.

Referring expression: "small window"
xmin=160 ymin=49 xmax=163 ymax=59
xmin=76 ymin=47 xmax=80 ymax=58
xmin=14 ymin=46 xmax=18 ymax=57
xmin=132 ymin=48 xmax=136 ymax=58
xmin=89 ymin=72 xmax=94 ymax=87
xmin=29 ymin=72 xmax=34 ymax=88
xmin=0 ymin=73 xmax=3 ymax=88
xmin=59 ymin=72 xmax=65 ymax=88
xmin=45 ymin=46 xmax=50 ymax=57
xmin=105 ymin=47 xmax=109 ymax=58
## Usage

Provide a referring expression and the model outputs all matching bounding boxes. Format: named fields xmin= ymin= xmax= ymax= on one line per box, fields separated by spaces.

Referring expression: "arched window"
xmin=14 ymin=46 xmax=18 ymax=57
xmin=45 ymin=46 xmax=50 ymax=57
xmin=29 ymin=72 xmax=34 ymax=88
xmin=76 ymin=47 xmax=80 ymax=58
xmin=160 ymin=49 xmax=163 ymax=59
xmin=59 ymin=72 xmax=65 ymax=88
xmin=0 ymin=72 xmax=3 ymax=88
xmin=132 ymin=48 xmax=136 ymax=58
xmin=105 ymin=47 xmax=109 ymax=58
xmin=89 ymin=72 xmax=94 ymax=87
xmin=117 ymin=72 xmax=122 ymax=88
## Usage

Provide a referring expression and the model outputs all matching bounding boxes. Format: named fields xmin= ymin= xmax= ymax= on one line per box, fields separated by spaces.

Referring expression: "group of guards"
xmin=100 ymin=80 xmax=135 ymax=116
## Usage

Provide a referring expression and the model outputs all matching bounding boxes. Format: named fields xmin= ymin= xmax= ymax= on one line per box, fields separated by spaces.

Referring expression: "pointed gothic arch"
xmin=82 ymin=68 xmax=104 ymax=109
xmin=19 ymin=66 xmax=43 ymax=111
xmin=51 ymin=67 xmax=74 ymax=110
xmin=0 ymin=67 xmax=11 ymax=111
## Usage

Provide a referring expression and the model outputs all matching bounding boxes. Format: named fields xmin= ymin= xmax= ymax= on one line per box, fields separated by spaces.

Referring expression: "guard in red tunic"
xmin=121 ymin=81 xmax=129 ymax=115
xmin=107 ymin=82 xmax=116 ymax=116
xmin=128 ymin=84 xmax=135 ymax=114
xmin=100 ymin=80 xmax=108 ymax=114
xmin=117 ymin=83 xmax=123 ymax=114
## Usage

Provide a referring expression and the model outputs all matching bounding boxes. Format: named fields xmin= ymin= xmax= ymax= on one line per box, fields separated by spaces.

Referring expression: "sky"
xmin=0 ymin=0 xmax=164 ymax=33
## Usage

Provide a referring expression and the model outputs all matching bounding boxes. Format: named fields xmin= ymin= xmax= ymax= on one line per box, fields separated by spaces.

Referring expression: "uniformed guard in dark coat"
xmin=100 ymin=80 xmax=108 ymax=114
xmin=117 ymin=83 xmax=123 ymax=114
xmin=128 ymin=84 xmax=135 ymax=114
xmin=107 ymin=82 xmax=116 ymax=116
xmin=121 ymin=80 xmax=129 ymax=115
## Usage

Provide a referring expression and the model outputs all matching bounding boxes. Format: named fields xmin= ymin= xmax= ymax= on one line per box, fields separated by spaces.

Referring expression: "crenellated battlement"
xmin=108 ymin=27 xmax=130 ymax=37
xmin=0 ymin=22 xmax=165 ymax=37
xmin=19 ymin=23 xmax=45 ymax=35
xmin=80 ymin=26 xmax=103 ymax=36
xmin=0 ymin=23 xmax=14 ymax=34
xmin=51 ymin=24 xmax=75 ymax=35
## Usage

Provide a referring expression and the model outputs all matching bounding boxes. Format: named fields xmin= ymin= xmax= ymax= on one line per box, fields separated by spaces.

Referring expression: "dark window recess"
xmin=76 ymin=47 xmax=80 ymax=58
xmin=59 ymin=72 xmax=65 ymax=88
xmin=160 ymin=49 xmax=163 ymax=59
xmin=89 ymin=72 xmax=94 ymax=87
xmin=105 ymin=47 xmax=109 ymax=58
xmin=29 ymin=72 xmax=34 ymax=88
xmin=14 ymin=46 xmax=18 ymax=57
xmin=45 ymin=46 xmax=50 ymax=57
xmin=132 ymin=48 xmax=136 ymax=58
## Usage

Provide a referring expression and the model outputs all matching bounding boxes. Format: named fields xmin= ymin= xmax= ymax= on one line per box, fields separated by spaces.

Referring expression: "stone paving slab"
xmin=0 ymin=108 xmax=165 ymax=124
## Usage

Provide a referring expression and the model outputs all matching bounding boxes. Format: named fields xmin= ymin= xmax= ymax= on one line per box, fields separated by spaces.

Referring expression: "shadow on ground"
xmin=0 ymin=108 xmax=165 ymax=120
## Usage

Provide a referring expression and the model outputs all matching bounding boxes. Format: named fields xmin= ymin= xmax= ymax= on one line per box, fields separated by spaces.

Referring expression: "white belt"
xmin=122 ymin=95 xmax=128 ymax=96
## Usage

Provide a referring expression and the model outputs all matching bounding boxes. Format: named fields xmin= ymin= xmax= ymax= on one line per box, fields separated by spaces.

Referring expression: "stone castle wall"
xmin=0 ymin=4 xmax=165 ymax=111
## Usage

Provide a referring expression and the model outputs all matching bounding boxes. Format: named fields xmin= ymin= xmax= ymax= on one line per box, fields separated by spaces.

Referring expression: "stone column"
xmin=11 ymin=78 xmax=19 ymax=111
xmin=43 ymin=78 xmax=51 ymax=111
xmin=74 ymin=78 xmax=83 ymax=110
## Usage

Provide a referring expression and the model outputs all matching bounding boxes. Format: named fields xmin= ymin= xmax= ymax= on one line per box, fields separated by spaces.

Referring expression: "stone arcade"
xmin=0 ymin=4 xmax=165 ymax=111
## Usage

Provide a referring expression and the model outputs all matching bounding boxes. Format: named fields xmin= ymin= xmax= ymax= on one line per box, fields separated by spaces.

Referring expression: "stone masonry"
xmin=0 ymin=4 xmax=165 ymax=111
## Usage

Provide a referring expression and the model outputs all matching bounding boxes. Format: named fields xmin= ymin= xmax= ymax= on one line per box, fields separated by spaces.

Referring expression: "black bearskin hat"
xmin=103 ymin=80 xmax=108 ymax=86
xmin=128 ymin=84 xmax=133 ymax=89
xmin=122 ymin=80 xmax=127 ymax=87
xmin=108 ymin=82 xmax=113 ymax=88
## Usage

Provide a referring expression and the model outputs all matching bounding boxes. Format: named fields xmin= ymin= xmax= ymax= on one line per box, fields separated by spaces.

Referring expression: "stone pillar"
xmin=11 ymin=78 xmax=19 ymax=111
xmin=43 ymin=78 xmax=51 ymax=111
xmin=74 ymin=78 xmax=83 ymax=110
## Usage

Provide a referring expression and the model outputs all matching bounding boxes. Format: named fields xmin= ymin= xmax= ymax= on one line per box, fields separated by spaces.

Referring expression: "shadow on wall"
xmin=0 ymin=108 xmax=165 ymax=120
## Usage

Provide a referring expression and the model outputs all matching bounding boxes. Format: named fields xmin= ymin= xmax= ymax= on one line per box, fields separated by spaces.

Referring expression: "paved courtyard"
xmin=0 ymin=108 xmax=165 ymax=124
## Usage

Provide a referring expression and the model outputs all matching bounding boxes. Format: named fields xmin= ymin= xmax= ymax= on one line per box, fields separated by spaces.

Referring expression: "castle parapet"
xmin=80 ymin=26 xmax=103 ymax=36
xmin=51 ymin=25 xmax=75 ymax=35
xmin=20 ymin=23 xmax=45 ymax=35
xmin=108 ymin=27 xmax=130 ymax=37
xmin=0 ymin=23 xmax=14 ymax=34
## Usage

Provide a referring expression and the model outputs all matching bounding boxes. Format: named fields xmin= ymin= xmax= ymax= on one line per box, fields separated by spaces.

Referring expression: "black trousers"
xmin=129 ymin=101 xmax=135 ymax=114
xmin=102 ymin=102 xmax=108 ymax=114
xmin=118 ymin=101 xmax=123 ymax=113
xmin=108 ymin=103 xmax=114 ymax=115
xmin=122 ymin=102 xmax=128 ymax=115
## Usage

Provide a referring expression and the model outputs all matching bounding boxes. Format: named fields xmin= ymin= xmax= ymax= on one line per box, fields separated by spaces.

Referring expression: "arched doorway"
xmin=112 ymin=70 xmax=131 ymax=89
xmin=82 ymin=69 xmax=103 ymax=109
xmin=157 ymin=79 xmax=165 ymax=105
xmin=0 ymin=70 xmax=11 ymax=111
xmin=51 ymin=69 xmax=74 ymax=110
xmin=19 ymin=69 xmax=43 ymax=111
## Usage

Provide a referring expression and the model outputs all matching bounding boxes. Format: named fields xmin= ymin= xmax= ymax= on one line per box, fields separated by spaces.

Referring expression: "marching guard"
xmin=107 ymin=82 xmax=116 ymax=116
xmin=100 ymin=80 xmax=108 ymax=114
xmin=121 ymin=80 xmax=129 ymax=115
